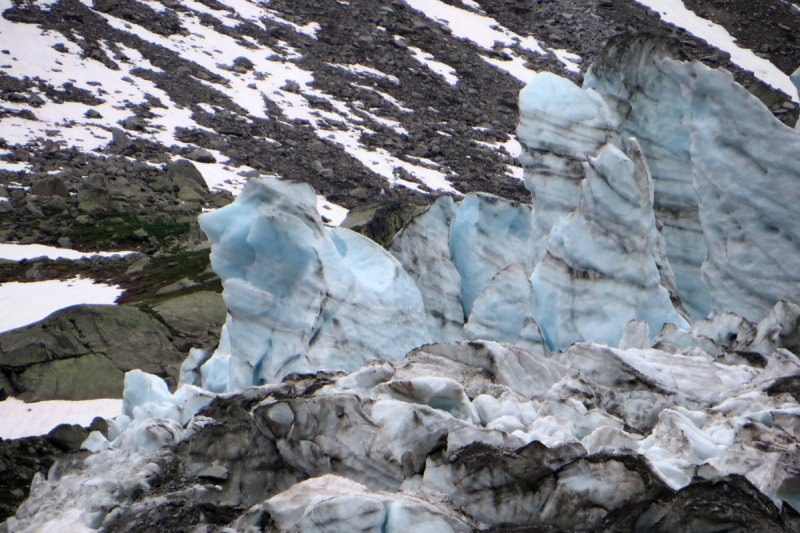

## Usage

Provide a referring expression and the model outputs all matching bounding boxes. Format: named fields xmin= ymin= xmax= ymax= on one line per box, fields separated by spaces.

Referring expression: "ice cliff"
xmin=195 ymin=177 xmax=430 ymax=389
xmin=518 ymin=34 xmax=800 ymax=322
xmin=7 ymin=34 xmax=800 ymax=533
xmin=531 ymin=140 xmax=688 ymax=351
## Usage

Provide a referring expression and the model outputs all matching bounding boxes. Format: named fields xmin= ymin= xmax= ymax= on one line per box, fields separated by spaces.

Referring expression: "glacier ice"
xmin=462 ymin=265 xmax=546 ymax=353
xmin=531 ymin=140 xmax=688 ymax=351
xmin=663 ymin=58 xmax=800 ymax=322
xmin=519 ymin=35 xmax=800 ymax=323
xmin=197 ymin=177 xmax=430 ymax=390
xmin=235 ymin=475 xmax=475 ymax=533
xmin=10 ymin=331 xmax=800 ymax=532
xmin=583 ymin=36 xmax=713 ymax=321
xmin=448 ymin=192 xmax=535 ymax=317
xmin=517 ymin=71 xmax=629 ymax=266
xmin=388 ymin=191 xmax=546 ymax=351
xmin=385 ymin=195 xmax=464 ymax=343
xmin=12 ymin=33 xmax=800 ymax=533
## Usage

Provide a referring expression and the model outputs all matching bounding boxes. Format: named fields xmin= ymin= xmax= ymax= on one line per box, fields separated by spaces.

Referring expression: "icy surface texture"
xmin=584 ymin=36 xmax=712 ymax=320
xmin=388 ymin=191 xmax=545 ymax=351
xmin=235 ymin=475 xmax=476 ymax=533
xmin=11 ymin=329 xmax=800 ymax=532
xmin=655 ymin=58 xmax=800 ymax=322
xmin=522 ymin=35 xmax=800 ymax=323
xmin=517 ymin=71 xmax=629 ymax=265
xmin=463 ymin=265 xmax=547 ymax=353
xmin=197 ymin=177 xmax=430 ymax=389
xmin=448 ymin=192 xmax=535 ymax=317
xmin=386 ymin=195 xmax=464 ymax=343
xmin=531 ymin=141 xmax=688 ymax=351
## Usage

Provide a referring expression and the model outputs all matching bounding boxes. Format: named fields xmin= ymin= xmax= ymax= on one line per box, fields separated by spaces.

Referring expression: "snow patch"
xmin=634 ymin=0 xmax=798 ymax=101
xmin=0 ymin=278 xmax=124 ymax=333
xmin=0 ymin=243 xmax=135 ymax=261
xmin=0 ymin=397 xmax=123 ymax=439
xmin=407 ymin=46 xmax=459 ymax=85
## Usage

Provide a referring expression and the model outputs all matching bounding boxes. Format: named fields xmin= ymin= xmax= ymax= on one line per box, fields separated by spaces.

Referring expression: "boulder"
xmin=168 ymin=159 xmax=208 ymax=191
xmin=47 ymin=424 xmax=90 ymax=452
xmin=0 ymin=305 xmax=184 ymax=401
xmin=341 ymin=202 xmax=428 ymax=245
xmin=77 ymin=187 xmax=111 ymax=215
xmin=42 ymin=196 xmax=68 ymax=213
xmin=185 ymin=149 xmax=216 ymax=164
xmin=152 ymin=291 xmax=226 ymax=342
xmin=109 ymin=127 xmax=132 ymax=150
xmin=156 ymin=277 xmax=198 ymax=295
xmin=30 ymin=176 xmax=69 ymax=198
xmin=152 ymin=159 xmax=209 ymax=198
xmin=13 ymin=352 xmax=124 ymax=401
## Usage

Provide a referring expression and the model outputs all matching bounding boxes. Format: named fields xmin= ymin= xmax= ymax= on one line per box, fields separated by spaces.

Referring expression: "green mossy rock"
xmin=341 ymin=202 xmax=428 ymax=245
xmin=14 ymin=353 xmax=123 ymax=401
xmin=152 ymin=291 xmax=226 ymax=340
xmin=0 ymin=305 xmax=184 ymax=401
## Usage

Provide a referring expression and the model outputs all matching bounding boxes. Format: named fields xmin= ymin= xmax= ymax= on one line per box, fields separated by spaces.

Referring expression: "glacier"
xmin=582 ymin=36 xmax=713 ymax=321
xmin=8 ymin=34 xmax=800 ymax=533
xmin=193 ymin=177 xmax=431 ymax=390
xmin=531 ymin=140 xmax=688 ymax=351
xmin=518 ymin=34 xmax=800 ymax=322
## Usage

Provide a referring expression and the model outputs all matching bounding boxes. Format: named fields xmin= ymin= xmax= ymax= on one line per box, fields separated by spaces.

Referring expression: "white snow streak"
xmin=0 ymin=243 xmax=135 ymax=261
xmin=634 ymin=0 xmax=799 ymax=101
xmin=0 ymin=278 xmax=124 ymax=333
xmin=0 ymin=397 xmax=123 ymax=440
xmin=407 ymin=46 xmax=459 ymax=85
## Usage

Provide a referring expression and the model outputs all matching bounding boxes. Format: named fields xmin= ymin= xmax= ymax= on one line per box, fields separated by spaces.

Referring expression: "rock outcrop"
xmin=0 ymin=305 xmax=184 ymax=401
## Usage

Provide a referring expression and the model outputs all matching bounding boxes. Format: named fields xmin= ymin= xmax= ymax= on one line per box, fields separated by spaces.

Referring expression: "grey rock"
xmin=13 ymin=352 xmax=125 ymax=401
xmin=178 ymin=186 xmax=204 ymax=203
xmin=88 ymin=416 xmax=109 ymax=438
xmin=232 ymin=56 xmax=254 ymax=70
xmin=197 ymin=465 xmax=229 ymax=481
xmin=92 ymin=0 xmax=119 ymax=12
xmin=348 ymin=187 xmax=369 ymax=200
xmin=0 ymin=305 xmax=184 ymax=400
xmin=211 ymin=191 xmax=234 ymax=208
xmin=152 ymin=160 xmax=207 ymax=196
xmin=282 ymin=80 xmax=301 ymax=92
xmin=77 ymin=187 xmax=110 ymax=215
xmin=185 ymin=149 xmax=216 ymax=164
xmin=152 ymin=291 xmax=226 ymax=340
xmin=342 ymin=202 xmax=428 ymax=244
xmin=125 ymin=256 xmax=150 ymax=274
xmin=31 ymin=176 xmax=69 ymax=198
xmin=42 ymin=196 xmax=68 ymax=212
xmin=110 ymin=127 xmax=132 ymax=150
xmin=47 ymin=424 xmax=90 ymax=452
xmin=747 ymin=80 xmax=783 ymax=108
xmin=20 ymin=203 xmax=44 ymax=218
xmin=156 ymin=277 xmax=199 ymax=295
xmin=123 ymin=117 xmax=144 ymax=131
xmin=412 ymin=144 xmax=431 ymax=157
